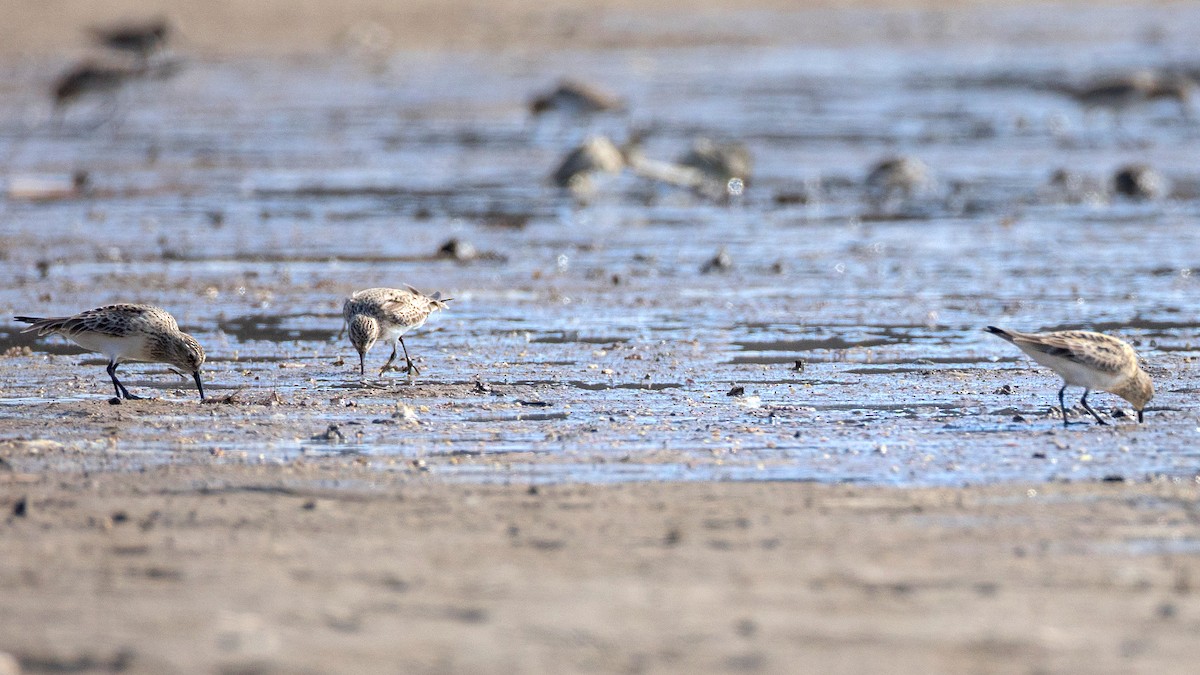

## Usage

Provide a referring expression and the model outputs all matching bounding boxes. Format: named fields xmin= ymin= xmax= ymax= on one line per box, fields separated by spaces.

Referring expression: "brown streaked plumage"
xmin=986 ymin=326 xmax=1153 ymax=426
xmin=341 ymin=287 xmax=450 ymax=377
xmin=14 ymin=304 xmax=205 ymax=402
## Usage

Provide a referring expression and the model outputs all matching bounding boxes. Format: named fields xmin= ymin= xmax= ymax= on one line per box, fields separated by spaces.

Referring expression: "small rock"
xmin=994 ymin=384 xmax=1014 ymax=395
xmin=436 ymin=238 xmax=477 ymax=261
xmin=792 ymin=360 xmax=807 ymax=373
xmin=726 ymin=385 xmax=746 ymax=397
xmin=473 ymin=379 xmax=493 ymax=394
xmin=701 ymin=248 xmax=733 ymax=274
xmin=12 ymin=497 xmax=27 ymax=517
xmin=1102 ymin=474 xmax=1126 ymax=483
xmin=1114 ymin=164 xmax=1168 ymax=200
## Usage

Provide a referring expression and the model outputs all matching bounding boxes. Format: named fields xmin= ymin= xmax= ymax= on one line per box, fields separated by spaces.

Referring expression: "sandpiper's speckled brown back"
xmin=20 ymin=303 xmax=174 ymax=336
xmin=1005 ymin=330 xmax=1138 ymax=377
xmin=342 ymin=287 xmax=444 ymax=332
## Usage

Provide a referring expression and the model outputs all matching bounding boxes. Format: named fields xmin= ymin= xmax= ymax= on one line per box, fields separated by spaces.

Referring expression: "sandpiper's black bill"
xmin=193 ymin=370 xmax=205 ymax=400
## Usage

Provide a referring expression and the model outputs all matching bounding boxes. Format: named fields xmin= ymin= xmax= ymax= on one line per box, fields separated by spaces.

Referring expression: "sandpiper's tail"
xmin=13 ymin=315 xmax=64 ymax=336
xmin=985 ymin=325 xmax=1017 ymax=342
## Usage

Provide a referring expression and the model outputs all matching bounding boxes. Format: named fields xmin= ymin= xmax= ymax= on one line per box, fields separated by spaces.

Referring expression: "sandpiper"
xmin=15 ymin=304 xmax=206 ymax=402
xmin=52 ymin=61 xmax=139 ymax=107
xmin=530 ymin=79 xmax=624 ymax=116
xmin=986 ymin=326 xmax=1153 ymax=426
xmin=341 ymin=287 xmax=450 ymax=377
xmin=1069 ymin=70 xmax=1193 ymax=115
xmin=91 ymin=18 xmax=170 ymax=59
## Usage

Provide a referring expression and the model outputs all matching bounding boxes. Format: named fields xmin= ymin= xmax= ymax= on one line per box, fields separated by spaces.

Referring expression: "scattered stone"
xmin=1102 ymin=474 xmax=1126 ymax=483
xmin=701 ymin=248 xmax=733 ymax=274
xmin=436 ymin=238 xmax=478 ymax=261
xmin=473 ymin=379 xmax=493 ymax=394
xmin=792 ymin=360 xmax=807 ymax=373
xmin=302 ymin=499 xmax=317 ymax=510
xmin=1114 ymin=164 xmax=1168 ymax=200
xmin=726 ymin=385 xmax=746 ymax=397
xmin=12 ymin=497 xmax=27 ymax=518
xmin=994 ymin=384 xmax=1014 ymax=395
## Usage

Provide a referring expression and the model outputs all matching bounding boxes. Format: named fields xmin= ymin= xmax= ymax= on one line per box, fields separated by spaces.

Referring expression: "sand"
xmin=3 ymin=461 xmax=1200 ymax=673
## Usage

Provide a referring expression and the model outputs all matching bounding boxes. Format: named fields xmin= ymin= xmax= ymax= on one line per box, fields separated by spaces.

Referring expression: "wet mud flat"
xmin=3 ymin=14 xmax=1200 ymax=485
xmin=3 ymin=1 xmax=1200 ymax=672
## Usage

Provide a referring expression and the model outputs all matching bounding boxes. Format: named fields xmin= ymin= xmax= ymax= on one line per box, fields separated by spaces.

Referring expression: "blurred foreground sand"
xmin=0 ymin=0 xmax=1153 ymax=57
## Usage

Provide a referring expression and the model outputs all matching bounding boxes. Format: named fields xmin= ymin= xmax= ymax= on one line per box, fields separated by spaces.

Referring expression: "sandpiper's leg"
xmin=1058 ymin=385 xmax=1070 ymax=427
xmin=106 ymin=361 xmax=123 ymax=399
xmin=357 ymin=350 xmax=366 ymax=377
xmin=379 ymin=343 xmax=398 ymax=376
xmin=399 ymin=337 xmax=420 ymax=376
xmin=106 ymin=361 xmax=140 ymax=400
xmin=1079 ymin=390 xmax=1108 ymax=426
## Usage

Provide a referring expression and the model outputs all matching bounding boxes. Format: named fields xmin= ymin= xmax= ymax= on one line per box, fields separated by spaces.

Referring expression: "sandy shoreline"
xmin=1 ymin=0 xmax=1178 ymax=58
xmin=3 ymin=462 xmax=1199 ymax=673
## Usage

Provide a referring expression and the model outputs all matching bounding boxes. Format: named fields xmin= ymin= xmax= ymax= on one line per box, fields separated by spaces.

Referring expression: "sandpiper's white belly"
xmin=382 ymin=320 xmax=420 ymax=343
xmin=1023 ymin=349 xmax=1123 ymax=390
xmin=68 ymin=332 xmax=152 ymax=363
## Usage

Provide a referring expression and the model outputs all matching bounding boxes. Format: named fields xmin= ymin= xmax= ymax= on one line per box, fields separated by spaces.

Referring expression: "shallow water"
xmin=2 ymin=6 xmax=1200 ymax=486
